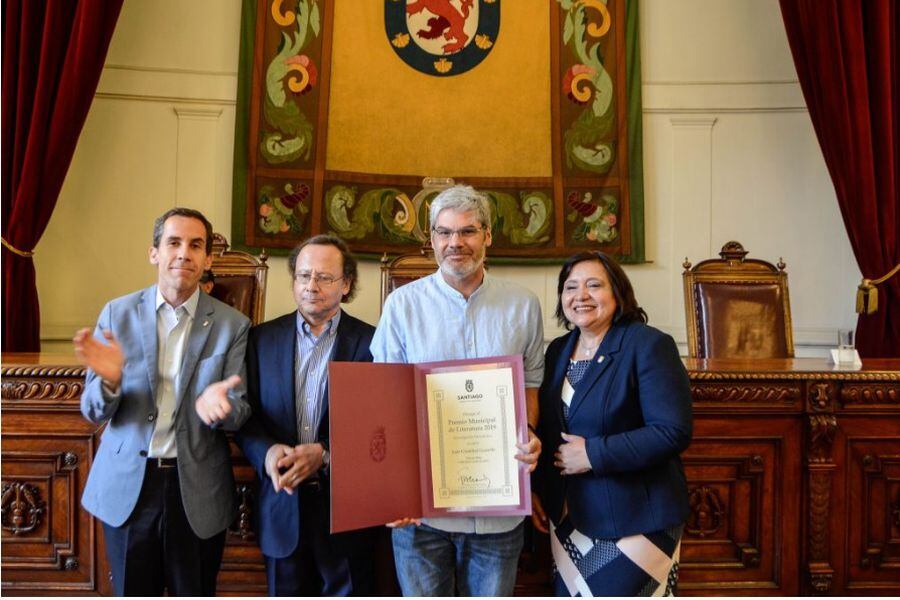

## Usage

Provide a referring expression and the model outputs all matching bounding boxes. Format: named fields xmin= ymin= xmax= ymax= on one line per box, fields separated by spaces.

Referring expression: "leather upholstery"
xmin=694 ymin=282 xmax=790 ymax=358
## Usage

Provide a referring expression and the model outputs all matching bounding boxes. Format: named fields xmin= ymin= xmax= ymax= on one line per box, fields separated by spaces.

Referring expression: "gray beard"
xmin=439 ymin=258 xmax=481 ymax=280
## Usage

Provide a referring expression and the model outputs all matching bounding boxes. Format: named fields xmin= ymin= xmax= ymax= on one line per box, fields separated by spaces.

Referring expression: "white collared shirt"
xmin=148 ymin=287 xmax=200 ymax=458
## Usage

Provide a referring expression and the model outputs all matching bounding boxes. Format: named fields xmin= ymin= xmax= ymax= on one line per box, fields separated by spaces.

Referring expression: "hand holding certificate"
xmin=328 ymin=356 xmax=532 ymax=533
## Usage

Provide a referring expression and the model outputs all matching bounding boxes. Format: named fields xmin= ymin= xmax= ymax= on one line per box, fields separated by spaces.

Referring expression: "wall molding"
xmin=104 ymin=64 xmax=238 ymax=77
xmin=643 ymin=80 xmax=806 ymax=113
xmin=96 ymin=63 xmax=237 ymax=106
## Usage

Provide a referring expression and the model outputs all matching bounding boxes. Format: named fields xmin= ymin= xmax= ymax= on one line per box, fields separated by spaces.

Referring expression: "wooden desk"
xmin=2 ymin=354 xmax=898 ymax=596
xmin=680 ymin=358 xmax=900 ymax=596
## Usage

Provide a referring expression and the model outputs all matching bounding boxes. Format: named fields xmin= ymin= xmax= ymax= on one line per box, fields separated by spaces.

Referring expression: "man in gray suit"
xmin=73 ymin=207 xmax=251 ymax=596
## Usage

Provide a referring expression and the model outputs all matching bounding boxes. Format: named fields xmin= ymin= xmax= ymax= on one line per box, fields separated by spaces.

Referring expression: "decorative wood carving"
xmin=687 ymin=369 xmax=900 ymax=382
xmin=1 ymin=380 xmax=83 ymax=403
xmin=691 ymin=384 xmax=800 ymax=405
xmin=228 ymin=484 xmax=255 ymax=541
xmin=841 ymin=384 xmax=900 ymax=405
xmin=810 ymin=572 xmax=833 ymax=595
xmin=1 ymin=482 xmax=45 ymax=535
xmin=809 ymin=415 xmax=838 ymax=463
xmin=855 ymin=450 xmax=900 ymax=574
xmin=808 ymin=382 xmax=835 ymax=412
xmin=808 ymin=469 xmax=832 ymax=563
xmin=686 ymin=485 xmax=724 ymax=538
xmin=807 ymin=403 xmax=837 ymax=594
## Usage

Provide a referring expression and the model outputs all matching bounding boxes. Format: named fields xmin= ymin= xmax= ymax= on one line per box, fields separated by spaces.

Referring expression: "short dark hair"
xmin=287 ymin=234 xmax=359 ymax=303
xmin=152 ymin=207 xmax=214 ymax=254
xmin=200 ymin=270 xmax=215 ymax=285
xmin=554 ymin=251 xmax=647 ymax=330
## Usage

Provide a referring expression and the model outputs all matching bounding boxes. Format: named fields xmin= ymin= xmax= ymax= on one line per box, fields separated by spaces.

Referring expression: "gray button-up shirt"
xmin=371 ymin=271 xmax=544 ymax=534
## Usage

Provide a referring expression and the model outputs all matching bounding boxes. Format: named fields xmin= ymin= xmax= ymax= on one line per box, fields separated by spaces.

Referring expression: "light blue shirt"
xmin=371 ymin=271 xmax=544 ymax=534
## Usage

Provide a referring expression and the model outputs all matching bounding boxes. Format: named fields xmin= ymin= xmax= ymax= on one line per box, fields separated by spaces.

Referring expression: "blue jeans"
xmin=392 ymin=522 xmax=524 ymax=596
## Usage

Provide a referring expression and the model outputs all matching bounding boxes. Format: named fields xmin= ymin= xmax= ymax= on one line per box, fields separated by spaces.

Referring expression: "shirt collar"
xmin=297 ymin=308 xmax=342 ymax=338
xmin=432 ymin=269 xmax=491 ymax=301
xmin=155 ymin=286 xmax=200 ymax=318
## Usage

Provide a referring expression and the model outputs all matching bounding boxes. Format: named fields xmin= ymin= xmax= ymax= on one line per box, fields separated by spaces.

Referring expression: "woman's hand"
xmin=553 ymin=432 xmax=592 ymax=475
xmin=531 ymin=492 xmax=549 ymax=534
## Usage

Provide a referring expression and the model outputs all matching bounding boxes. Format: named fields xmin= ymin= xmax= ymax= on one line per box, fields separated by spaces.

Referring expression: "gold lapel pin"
xmin=597 ymin=355 xmax=605 ymax=363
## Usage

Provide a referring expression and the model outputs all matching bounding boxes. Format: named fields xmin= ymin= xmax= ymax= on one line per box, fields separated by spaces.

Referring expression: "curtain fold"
xmin=2 ymin=0 xmax=124 ymax=352
xmin=779 ymin=0 xmax=899 ymax=357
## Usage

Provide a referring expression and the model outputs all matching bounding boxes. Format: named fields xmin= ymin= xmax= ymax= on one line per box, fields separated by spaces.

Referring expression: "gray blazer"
xmin=80 ymin=285 xmax=251 ymax=539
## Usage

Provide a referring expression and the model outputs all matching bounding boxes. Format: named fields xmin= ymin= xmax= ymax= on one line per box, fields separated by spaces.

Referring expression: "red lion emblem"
xmin=407 ymin=0 xmax=474 ymax=54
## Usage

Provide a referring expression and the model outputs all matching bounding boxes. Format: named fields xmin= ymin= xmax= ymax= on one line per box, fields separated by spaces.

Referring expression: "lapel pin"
xmin=203 ymin=320 xmax=210 ymax=327
xmin=597 ymin=355 xmax=605 ymax=364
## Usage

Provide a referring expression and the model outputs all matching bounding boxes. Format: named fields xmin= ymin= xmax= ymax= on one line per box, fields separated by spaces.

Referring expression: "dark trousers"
xmin=265 ymin=483 xmax=375 ymax=596
xmin=102 ymin=460 xmax=226 ymax=596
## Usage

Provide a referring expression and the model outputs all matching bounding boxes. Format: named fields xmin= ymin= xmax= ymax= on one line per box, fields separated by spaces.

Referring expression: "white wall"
xmin=35 ymin=0 xmax=859 ymax=355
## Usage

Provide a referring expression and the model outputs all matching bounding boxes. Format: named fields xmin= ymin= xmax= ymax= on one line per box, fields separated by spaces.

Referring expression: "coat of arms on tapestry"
xmin=385 ymin=0 xmax=500 ymax=76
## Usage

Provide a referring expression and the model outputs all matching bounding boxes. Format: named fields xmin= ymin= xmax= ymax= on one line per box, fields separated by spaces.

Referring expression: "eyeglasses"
xmin=294 ymin=272 xmax=345 ymax=288
xmin=431 ymin=226 xmax=485 ymax=241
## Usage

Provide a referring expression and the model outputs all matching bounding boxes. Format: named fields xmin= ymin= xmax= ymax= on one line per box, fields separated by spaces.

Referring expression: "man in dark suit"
xmin=236 ymin=234 xmax=377 ymax=596
xmin=74 ymin=207 xmax=251 ymax=596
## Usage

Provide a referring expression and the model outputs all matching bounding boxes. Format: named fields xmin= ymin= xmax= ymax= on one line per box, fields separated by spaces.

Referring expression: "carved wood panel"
xmin=678 ymin=417 xmax=802 ymax=596
xmin=691 ymin=383 xmax=802 ymax=409
xmin=838 ymin=417 xmax=900 ymax=595
xmin=0 ymin=429 xmax=98 ymax=593
xmin=217 ymin=440 xmax=267 ymax=595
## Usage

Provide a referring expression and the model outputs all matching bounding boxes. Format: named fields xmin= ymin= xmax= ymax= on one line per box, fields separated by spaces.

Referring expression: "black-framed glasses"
xmin=294 ymin=272 xmax=345 ymax=287
xmin=431 ymin=226 xmax=485 ymax=241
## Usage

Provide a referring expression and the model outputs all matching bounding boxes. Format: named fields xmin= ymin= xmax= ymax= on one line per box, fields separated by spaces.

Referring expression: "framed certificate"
xmin=328 ymin=355 xmax=531 ymax=533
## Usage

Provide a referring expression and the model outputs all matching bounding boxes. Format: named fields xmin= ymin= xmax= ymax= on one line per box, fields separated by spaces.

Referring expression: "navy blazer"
xmin=236 ymin=310 xmax=375 ymax=558
xmin=535 ymin=320 xmax=693 ymax=539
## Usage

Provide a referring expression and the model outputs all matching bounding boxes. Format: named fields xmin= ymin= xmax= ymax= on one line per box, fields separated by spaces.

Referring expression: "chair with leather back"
xmin=208 ymin=233 xmax=269 ymax=325
xmin=379 ymin=245 xmax=437 ymax=309
xmin=682 ymin=241 xmax=794 ymax=359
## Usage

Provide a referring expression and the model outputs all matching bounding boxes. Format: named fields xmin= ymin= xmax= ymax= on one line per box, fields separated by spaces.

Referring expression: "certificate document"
xmin=329 ymin=355 xmax=530 ymax=533
xmin=425 ymin=367 xmax=519 ymax=508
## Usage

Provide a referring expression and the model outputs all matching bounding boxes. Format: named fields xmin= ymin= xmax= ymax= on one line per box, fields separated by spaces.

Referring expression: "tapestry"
xmin=232 ymin=0 xmax=644 ymax=262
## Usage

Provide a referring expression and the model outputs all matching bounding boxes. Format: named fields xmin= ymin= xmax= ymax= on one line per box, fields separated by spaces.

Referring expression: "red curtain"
xmin=779 ymin=0 xmax=899 ymax=357
xmin=2 ymin=0 xmax=123 ymax=352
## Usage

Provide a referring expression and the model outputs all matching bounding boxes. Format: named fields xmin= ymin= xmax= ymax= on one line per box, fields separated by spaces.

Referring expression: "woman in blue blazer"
xmin=533 ymin=251 xmax=693 ymax=596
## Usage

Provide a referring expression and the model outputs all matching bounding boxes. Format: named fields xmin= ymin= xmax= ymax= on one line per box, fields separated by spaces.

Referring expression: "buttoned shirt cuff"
xmin=101 ymin=380 xmax=121 ymax=399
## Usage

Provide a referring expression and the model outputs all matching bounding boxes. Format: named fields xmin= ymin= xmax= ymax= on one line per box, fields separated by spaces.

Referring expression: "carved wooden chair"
xmin=682 ymin=241 xmax=794 ymax=359
xmin=379 ymin=245 xmax=437 ymax=309
xmin=208 ymin=233 xmax=269 ymax=325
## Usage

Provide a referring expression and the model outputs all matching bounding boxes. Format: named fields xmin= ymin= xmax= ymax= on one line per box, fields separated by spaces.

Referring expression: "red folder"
xmin=328 ymin=356 xmax=531 ymax=533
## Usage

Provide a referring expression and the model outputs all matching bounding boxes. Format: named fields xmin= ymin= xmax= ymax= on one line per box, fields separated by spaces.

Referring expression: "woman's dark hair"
xmin=287 ymin=234 xmax=359 ymax=303
xmin=554 ymin=251 xmax=648 ymax=330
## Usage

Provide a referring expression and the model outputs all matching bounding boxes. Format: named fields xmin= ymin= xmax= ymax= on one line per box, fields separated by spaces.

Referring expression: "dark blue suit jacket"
xmin=236 ymin=310 xmax=375 ymax=558
xmin=535 ymin=320 xmax=693 ymax=539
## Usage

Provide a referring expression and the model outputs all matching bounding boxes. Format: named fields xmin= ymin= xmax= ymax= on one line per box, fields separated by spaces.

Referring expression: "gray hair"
xmin=428 ymin=185 xmax=492 ymax=230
